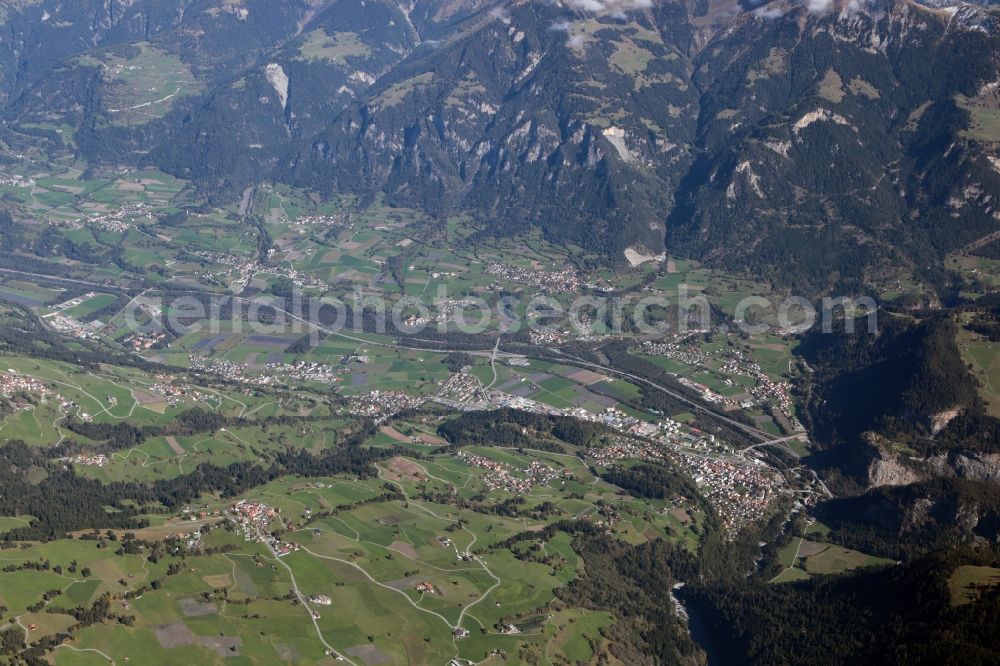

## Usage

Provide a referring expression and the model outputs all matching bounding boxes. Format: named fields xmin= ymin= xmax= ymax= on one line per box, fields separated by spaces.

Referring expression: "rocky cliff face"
xmin=4 ymin=0 xmax=999 ymax=280
xmin=868 ymin=446 xmax=1000 ymax=488
xmin=867 ymin=451 xmax=921 ymax=488
xmin=668 ymin=0 xmax=1000 ymax=291
xmin=290 ymin=0 xmax=701 ymax=258
xmin=929 ymin=450 xmax=1000 ymax=483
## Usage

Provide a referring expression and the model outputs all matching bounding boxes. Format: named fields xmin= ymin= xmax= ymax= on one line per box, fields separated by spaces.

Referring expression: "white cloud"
xmin=751 ymin=0 xmax=874 ymax=18
xmin=839 ymin=0 xmax=872 ymax=17
xmin=753 ymin=5 xmax=787 ymax=19
xmin=566 ymin=0 xmax=654 ymax=13
xmin=550 ymin=0 xmax=657 ymax=52
xmin=549 ymin=19 xmax=585 ymax=49
xmin=805 ymin=0 xmax=834 ymax=14
xmin=489 ymin=6 xmax=511 ymax=22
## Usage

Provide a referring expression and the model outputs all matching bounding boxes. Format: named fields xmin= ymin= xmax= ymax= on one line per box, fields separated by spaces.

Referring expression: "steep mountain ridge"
xmin=0 ymin=0 xmax=332 ymax=103
xmin=792 ymin=308 xmax=1000 ymax=556
xmin=670 ymin=0 xmax=1000 ymax=291
xmin=2 ymin=0 xmax=999 ymax=284
xmin=146 ymin=0 xmax=422 ymax=190
xmin=291 ymin=0 xmax=701 ymax=256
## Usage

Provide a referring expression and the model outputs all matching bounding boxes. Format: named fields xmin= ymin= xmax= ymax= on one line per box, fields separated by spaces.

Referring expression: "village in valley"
xmin=2 ymin=0 xmax=999 ymax=658
xmin=0 ymin=163 xmax=836 ymax=666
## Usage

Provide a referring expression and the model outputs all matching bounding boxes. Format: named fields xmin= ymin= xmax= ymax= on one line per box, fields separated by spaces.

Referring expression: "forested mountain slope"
xmin=2 ymin=0 xmax=1000 ymax=284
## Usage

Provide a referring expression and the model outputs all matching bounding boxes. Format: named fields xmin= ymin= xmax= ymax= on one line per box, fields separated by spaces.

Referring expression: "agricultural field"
xmin=948 ymin=565 xmax=1000 ymax=606
xmin=1 ymin=163 xmax=186 ymax=232
xmin=486 ymin=359 xmax=637 ymax=417
xmin=0 ymin=353 xmax=333 ymax=460
xmin=956 ymin=93 xmax=1000 ymax=142
xmin=650 ymin=259 xmax=773 ymax=321
xmin=0 ymin=135 xmax=867 ymax=665
xmin=633 ymin=331 xmax=801 ymax=433
xmin=956 ymin=325 xmax=1000 ymax=417
xmin=296 ymin=29 xmax=371 ymax=64
xmin=78 ymin=43 xmax=203 ymax=125
xmin=0 ymin=304 xmax=715 ymax=662
xmin=0 ymin=279 xmax=62 ymax=308
xmin=0 ymin=434 xmax=703 ymax=665
xmin=771 ymin=537 xmax=893 ymax=583
xmin=945 ymin=252 xmax=1000 ymax=292
xmin=61 ymin=294 xmax=118 ymax=321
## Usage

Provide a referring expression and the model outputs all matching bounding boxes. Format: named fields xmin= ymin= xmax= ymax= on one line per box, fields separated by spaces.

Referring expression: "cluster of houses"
xmin=85 ymin=201 xmax=155 ymax=232
xmin=428 ymin=296 xmax=497 ymax=330
xmin=587 ymin=433 xmax=781 ymax=533
xmin=229 ymin=500 xmax=298 ymax=556
xmin=435 ymin=372 xmax=484 ymax=405
xmin=188 ymin=357 xmax=278 ymax=386
xmin=346 ymin=390 xmax=424 ymax=422
xmin=263 ymin=361 xmax=340 ymax=385
xmin=190 ymin=356 xmax=344 ymax=388
xmin=642 ymin=336 xmax=801 ymax=429
xmin=673 ymin=454 xmax=780 ymax=532
xmin=720 ymin=349 xmax=800 ymax=428
xmin=288 ymin=214 xmax=345 ymax=227
xmin=527 ymin=328 xmax=569 ymax=345
xmin=122 ymin=329 xmax=169 ymax=350
xmin=0 ymin=370 xmax=56 ymax=403
xmin=192 ymin=250 xmax=326 ymax=292
xmin=60 ymin=453 xmax=109 ymax=467
xmin=579 ymin=502 xmax=624 ymax=530
xmin=456 ymin=451 xmax=566 ymax=494
xmin=587 ymin=434 xmax=674 ymax=467
xmin=147 ymin=377 xmax=216 ymax=406
xmin=487 ymin=391 xmax=686 ymax=445
xmin=119 ymin=304 xmax=167 ymax=349
xmin=641 ymin=335 xmax=709 ymax=364
xmin=484 ymin=261 xmax=581 ymax=293
xmin=34 ymin=195 xmax=153 ymax=232
xmin=0 ymin=174 xmax=33 ymax=188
